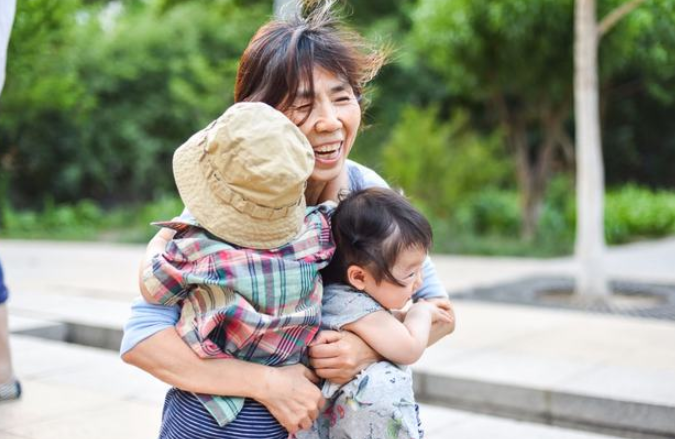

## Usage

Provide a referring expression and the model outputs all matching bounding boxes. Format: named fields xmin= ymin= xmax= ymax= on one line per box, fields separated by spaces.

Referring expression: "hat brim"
xmin=172 ymin=131 xmax=306 ymax=249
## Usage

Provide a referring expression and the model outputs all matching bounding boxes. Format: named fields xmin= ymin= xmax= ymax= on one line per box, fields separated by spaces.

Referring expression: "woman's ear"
xmin=346 ymin=265 xmax=367 ymax=291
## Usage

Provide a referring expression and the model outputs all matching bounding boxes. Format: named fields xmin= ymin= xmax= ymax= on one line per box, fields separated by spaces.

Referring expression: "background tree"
xmin=410 ymin=0 xmax=575 ymax=241
xmin=409 ymin=0 xmax=675 ymax=244
xmin=0 ymin=0 xmax=267 ymax=207
xmin=574 ymin=0 xmax=648 ymax=298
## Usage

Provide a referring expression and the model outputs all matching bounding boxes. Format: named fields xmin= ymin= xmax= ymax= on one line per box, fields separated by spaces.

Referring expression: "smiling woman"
xmin=234 ymin=7 xmax=383 ymax=198
xmin=120 ymin=2 xmax=455 ymax=438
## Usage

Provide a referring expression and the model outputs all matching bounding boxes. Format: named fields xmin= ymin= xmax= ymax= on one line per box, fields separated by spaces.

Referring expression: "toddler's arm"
xmin=342 ymin=301 xmax=451 ymax=365
xmin=139 ymin=227 xmax=200 ymax=307
xmin=139 ymin=228 xmax=176 ymax=304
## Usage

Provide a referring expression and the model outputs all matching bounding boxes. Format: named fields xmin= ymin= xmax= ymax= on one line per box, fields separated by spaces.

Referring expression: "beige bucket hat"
xmin=173 ymin=102 xmax=315 ymax=249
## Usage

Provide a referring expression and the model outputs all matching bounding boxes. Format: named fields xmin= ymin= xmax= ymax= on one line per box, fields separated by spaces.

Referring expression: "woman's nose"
xmin=314 ymin=101 xmax=342 ymax=133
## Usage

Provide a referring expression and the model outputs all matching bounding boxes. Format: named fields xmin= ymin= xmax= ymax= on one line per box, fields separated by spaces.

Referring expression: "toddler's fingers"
xmin=436 ymin=309 xmax=454 ymax=323
xmin=434 ymin=300 xmax=454 ymax=312
xmin=309 ymin=330 xmax=342 ymax=347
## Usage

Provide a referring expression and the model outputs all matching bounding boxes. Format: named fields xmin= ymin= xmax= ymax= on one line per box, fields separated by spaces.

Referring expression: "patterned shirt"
xmin=143 ymin=204 xmax=335 ymax=426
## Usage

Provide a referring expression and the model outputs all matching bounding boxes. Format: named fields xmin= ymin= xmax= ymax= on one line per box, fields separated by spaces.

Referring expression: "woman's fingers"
xmin=303 ymin=366 xmax=321 ymax=384
xmin=258 ymin=364 xmax=324 ymax=434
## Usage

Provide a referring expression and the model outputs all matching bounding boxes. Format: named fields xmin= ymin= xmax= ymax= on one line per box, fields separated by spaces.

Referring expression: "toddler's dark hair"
xmin=323 ymin=187 xmax=433 ymax=287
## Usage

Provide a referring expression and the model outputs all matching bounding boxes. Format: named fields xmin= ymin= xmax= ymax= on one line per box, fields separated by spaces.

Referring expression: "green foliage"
xmin=2 ymin=199 xmax=103 ymax=240
xmin=428 ymin=182 xmax=675 ymax=255
xmin=0 ymin=195 xmax=184 ymax=242
xmin=411 ymin=0 xmax=574 ymax=103
xmin=382 ymin=105 xmax=512 ymax=219
xmin=604 ymin=185 xmax=675 ymax=243
xmin=0 ymin=0 xmax=268 ymax=206
xmin=454 ymin=190 xmax=520 ymax=236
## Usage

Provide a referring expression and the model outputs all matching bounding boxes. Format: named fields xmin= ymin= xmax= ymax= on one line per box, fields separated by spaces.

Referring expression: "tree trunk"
xmin=512 ymin=121 xmax=539 ymax=241
xmin=574 ymin=0 xmax=610 ymax=298
xmin=497 ymin=98 xmax=563 ymax=242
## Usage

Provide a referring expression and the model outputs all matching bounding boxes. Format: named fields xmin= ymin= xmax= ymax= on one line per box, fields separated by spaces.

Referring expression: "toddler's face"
xmin=363 ymin=246 xmax=427 ymax=310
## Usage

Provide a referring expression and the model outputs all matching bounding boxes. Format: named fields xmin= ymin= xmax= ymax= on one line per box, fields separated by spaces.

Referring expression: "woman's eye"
xmin=335 ymin=96 xmax=352 ymax=103
xmin=293 ymin=102 xmax=312 ymax=112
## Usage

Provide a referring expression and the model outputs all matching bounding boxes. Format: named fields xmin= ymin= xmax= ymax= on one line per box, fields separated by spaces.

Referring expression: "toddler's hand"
xmin=415 ymin=299 xmax=453 ymax=324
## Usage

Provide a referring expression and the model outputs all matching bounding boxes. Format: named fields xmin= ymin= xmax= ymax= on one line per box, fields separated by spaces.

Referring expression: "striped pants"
xmin=159 ymin=388 xmax=287 ymax=439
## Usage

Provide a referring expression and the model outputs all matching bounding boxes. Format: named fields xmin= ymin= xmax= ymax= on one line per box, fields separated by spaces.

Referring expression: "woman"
xmin=121 ymin=2 xmax=455 ymax=436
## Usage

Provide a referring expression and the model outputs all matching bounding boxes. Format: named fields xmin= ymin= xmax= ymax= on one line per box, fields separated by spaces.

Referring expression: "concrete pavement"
xmin=1 ymin=237 xmax=674 ymax=438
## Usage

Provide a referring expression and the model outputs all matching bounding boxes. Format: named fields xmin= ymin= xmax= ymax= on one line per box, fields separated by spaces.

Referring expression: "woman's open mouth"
xmin=313 ymin=141 xmax=343 ymax=164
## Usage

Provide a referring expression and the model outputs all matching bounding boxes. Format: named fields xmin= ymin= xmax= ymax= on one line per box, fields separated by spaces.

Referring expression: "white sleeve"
xmin=0 ymin=0 xmax=17 ymax=94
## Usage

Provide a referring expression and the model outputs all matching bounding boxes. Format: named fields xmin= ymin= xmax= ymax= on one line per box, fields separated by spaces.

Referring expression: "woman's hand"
xmin=255 ymin=364 xmax=324 ymax=434
xmin=308 ymin=330 xmax=381 ymax=385
xmin=123 ymin=329 xmax=324 ymax=434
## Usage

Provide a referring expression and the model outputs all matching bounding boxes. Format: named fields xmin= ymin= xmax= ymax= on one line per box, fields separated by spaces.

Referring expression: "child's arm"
xmin=342 ymin=301 xmax=444 ymax=365
xmin=139 ymin=228 xmax=176 ymax=304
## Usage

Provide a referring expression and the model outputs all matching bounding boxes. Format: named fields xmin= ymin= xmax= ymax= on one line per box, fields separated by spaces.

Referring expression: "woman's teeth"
xmin=314 ymin=143 xmax=341 ymax=160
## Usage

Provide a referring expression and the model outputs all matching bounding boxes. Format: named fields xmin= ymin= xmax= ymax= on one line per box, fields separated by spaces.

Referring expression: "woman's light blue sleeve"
xmin=120 ymin=297 xmax=180 ymax=356
xmin=414 ymin=256 xmax=447 ymax=300
xmin=352 ymin=161 xmax=448 ymax=301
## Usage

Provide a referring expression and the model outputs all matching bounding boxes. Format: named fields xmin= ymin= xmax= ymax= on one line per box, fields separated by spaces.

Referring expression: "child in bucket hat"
xmin=141 ymin=102 xmax=336 ymax=435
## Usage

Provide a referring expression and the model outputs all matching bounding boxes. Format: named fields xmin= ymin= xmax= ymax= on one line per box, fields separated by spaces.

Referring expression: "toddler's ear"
xmin=346 ymin=265 xmax=367 ymax=291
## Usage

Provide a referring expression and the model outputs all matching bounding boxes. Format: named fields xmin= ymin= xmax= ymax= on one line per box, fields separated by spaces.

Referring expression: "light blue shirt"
xmin=120 ymin=160 xmax=447 ymax=355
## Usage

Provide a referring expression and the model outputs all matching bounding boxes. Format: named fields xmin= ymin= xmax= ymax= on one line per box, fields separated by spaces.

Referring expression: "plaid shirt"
xmin=143 ymin=204 xmax=335 ymax=426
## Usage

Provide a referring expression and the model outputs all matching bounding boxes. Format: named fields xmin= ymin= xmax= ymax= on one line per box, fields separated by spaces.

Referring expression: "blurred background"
xmin=1 ymin=0 xmax=674 ymax=256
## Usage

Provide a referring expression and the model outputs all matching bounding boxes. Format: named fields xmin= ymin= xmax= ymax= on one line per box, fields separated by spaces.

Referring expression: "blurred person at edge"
xmin=0 ymin=0 xmax=21 ymax=404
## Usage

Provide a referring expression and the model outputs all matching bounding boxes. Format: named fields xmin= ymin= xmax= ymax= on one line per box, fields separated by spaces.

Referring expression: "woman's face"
xmin=285 ymin=67 xmax=362 ymax=183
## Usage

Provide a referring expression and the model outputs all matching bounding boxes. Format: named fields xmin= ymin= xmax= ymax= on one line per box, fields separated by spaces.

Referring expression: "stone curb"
xmin=412 ymin=372 xmax=675 ymax=439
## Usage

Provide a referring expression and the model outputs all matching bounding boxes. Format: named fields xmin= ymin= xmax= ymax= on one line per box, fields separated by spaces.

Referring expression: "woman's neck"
xmin=305 ymin=169 xmax=349 ymax=206
xmin=305 ymin=180 xmax=328 ymax=206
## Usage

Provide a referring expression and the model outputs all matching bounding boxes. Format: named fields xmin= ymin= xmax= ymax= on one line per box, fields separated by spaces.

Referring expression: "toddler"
xmin=141 ymin=102 xmax=335 ymax=438
xmin=299 ymin=187 xmax=453 ymax=439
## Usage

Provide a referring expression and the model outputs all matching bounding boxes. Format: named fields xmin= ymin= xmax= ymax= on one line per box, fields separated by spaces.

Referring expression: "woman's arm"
xmin=122 ymin=327 xmax=324 ymax=433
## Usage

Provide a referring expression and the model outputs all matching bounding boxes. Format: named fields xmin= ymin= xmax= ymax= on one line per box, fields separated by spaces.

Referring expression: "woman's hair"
xmin=234 ymin=1 xmax=386 ymax=117
xmin=323 ymin=187 xmax=433 ymax=287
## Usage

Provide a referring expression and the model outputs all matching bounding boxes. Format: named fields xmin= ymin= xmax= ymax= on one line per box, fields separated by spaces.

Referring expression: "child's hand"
xmin=415 ymin=299 xmax=454 ymax=324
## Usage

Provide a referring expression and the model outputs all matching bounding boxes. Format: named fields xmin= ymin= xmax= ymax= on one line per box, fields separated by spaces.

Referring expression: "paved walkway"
xmin=1 ymin=238 xmax=674 ymax=438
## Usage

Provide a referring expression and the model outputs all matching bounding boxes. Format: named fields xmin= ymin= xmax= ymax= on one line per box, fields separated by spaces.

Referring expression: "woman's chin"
xmin=311 ymin=155 xmax=345 ymax=183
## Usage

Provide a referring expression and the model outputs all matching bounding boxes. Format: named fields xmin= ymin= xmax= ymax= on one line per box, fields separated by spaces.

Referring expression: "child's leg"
xmin=159 ymin=388 xmax=288 ymax=439
xmin=326 ymin=361 xmax=422 ymax=439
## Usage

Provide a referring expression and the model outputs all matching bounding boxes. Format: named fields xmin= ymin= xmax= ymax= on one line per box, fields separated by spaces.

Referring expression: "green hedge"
xmin=2 ymin=186 xmax=674 ymax=256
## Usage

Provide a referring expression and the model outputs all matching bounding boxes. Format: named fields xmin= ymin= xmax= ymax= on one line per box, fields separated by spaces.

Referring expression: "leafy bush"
xmin=605 ymin=185 xmax=675 ymax=243
xmin=427 ymin=181 xmax=675 ymax=256
xmin=0 ymin=196 xmax=184 ymax=242
xmin=1 ymin=0 xmax=268 ymax=206
xmin=382 ymin=105 xmax=512 ymax=219
xmin=454 ymin=190 xmax=520 ymax=236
